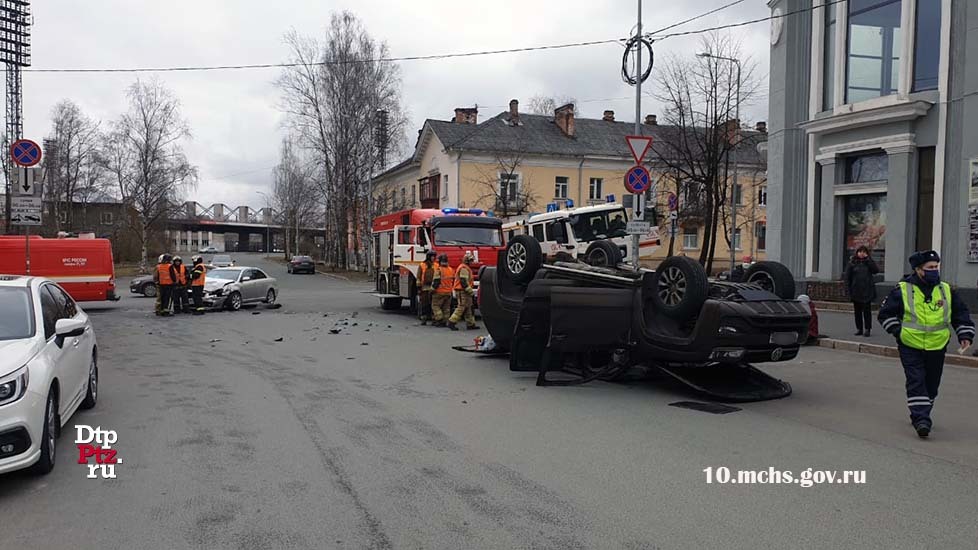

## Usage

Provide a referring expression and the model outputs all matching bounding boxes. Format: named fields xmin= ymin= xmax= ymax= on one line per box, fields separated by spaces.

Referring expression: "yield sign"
xmin=625 ymin=135 xmax=653 ymax=164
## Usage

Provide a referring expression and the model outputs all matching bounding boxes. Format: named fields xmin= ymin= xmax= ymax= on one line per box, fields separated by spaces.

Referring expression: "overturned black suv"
xmin=476 ymin=236 xmax=811 ymax=401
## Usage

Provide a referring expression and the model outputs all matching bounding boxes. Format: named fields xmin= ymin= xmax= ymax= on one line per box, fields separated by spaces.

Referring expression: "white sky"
xmin=20 ymin=0 xmax=771 ymax=208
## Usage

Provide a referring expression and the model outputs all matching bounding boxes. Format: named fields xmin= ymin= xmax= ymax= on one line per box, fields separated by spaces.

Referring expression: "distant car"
xmin=199 ymin=246 xmax=218 ymax=254
xmin=0 ymin=276 xmax=98 ymax=475
xmin=287 ymin=255 xmax=316 ymax=274
xmin=212 ymin=255 xmax=234 ymax=268
xmin=202 ymin=267 xmax=278 ymax=311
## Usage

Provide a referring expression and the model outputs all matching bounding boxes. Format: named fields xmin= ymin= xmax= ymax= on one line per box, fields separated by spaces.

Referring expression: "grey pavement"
xmin=1 ymin=253 xmax=976 ymax=549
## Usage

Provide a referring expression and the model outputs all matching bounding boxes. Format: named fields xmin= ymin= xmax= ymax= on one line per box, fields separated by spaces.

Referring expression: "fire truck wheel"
xmin=379 ymin=278 xmax=402 ymax=310
xmin=502 ymin=235 xmax=542 ymax=284
xmin=584 ymin=240 xmax=623 ymax=268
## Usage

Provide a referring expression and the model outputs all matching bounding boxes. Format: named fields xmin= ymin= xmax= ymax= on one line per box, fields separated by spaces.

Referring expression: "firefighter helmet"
xmin=172 ymin=255 xmax=183 ymax=263
xmin=438 ymin=253 xmax=449 ymax=264
xmin=192 ymin=255 xmax=203 ymax=264
xmin=161 ymin=254 xmax=173 ymax=263
xmin=425 ymin=250 xmax=437 ymax=259
xmin=462 ymin=251 xmax=475 ymax=263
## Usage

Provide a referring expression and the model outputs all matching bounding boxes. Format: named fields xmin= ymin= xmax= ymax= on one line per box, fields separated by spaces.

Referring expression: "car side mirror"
xmin=242 ymin=276 xmax=251 ymax=282
xmin=55 ymin=318 xmax=86 ymax=339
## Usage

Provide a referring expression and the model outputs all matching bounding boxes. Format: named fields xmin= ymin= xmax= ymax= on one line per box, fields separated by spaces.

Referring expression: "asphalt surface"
xmin=1 ymin=253 xmax=976 ymax=549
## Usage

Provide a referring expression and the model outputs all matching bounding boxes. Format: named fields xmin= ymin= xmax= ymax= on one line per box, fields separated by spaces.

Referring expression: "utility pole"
xmin=631 ymin=0 xmax=643 ymax=271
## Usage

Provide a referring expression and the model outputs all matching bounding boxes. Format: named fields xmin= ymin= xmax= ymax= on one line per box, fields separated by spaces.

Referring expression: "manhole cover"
xmin=668 ymin=401 xmax=741 ymax=414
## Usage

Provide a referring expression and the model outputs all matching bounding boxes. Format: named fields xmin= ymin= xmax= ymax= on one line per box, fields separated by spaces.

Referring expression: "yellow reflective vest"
xmin=898 ymin=281 xmax=952 ymax=351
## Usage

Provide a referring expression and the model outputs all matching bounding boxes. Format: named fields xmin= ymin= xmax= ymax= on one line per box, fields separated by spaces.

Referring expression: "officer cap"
xmin=909 ymin=250 xmax=940 ymax=269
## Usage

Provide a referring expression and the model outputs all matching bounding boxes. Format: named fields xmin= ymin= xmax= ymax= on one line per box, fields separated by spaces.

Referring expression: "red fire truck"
xmin=371 ymin=208 xmax=504 ymax=310
xmin=0 ymin=235 xmax=120 ymax=302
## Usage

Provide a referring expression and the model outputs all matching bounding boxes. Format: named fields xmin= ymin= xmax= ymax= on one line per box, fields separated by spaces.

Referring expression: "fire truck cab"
xmin=371 ymin=208 xmax=504 ymax=310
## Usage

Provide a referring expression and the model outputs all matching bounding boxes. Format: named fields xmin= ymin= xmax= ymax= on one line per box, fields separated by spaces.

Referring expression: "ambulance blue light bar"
xmin=442 ymin=208 xmax=484 ymax=215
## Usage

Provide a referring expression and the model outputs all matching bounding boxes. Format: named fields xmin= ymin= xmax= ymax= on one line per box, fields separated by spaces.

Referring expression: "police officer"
xmin=171 ymin=256 xmax=190 ymax=313
xmin=878 ymin=250 xmax=974 ymax=438
xmin=430 ymin=253 xmax=455 ymax=327
xmin=190 ymin=255 xmax=207 ymax=315
xmin=448 ymin=252 xmax=479 ymax=331
xmin=153 ymin=253 xmax=174 ymax=316
xmin=417 ymin=250 xmax=437 ymax=325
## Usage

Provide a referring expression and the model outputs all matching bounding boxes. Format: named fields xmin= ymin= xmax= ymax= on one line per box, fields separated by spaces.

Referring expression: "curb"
xmin=817 ymin=338 xmax=978 ymax=368
xmin=812 ymin=301 xmax=878 ymax=313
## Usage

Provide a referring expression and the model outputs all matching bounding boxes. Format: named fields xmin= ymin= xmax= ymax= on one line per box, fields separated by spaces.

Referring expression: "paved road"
xmin=1 ymin=253 xmax=976 ymax=549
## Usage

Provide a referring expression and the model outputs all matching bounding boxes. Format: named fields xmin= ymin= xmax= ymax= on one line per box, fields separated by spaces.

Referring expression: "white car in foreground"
xmin=0 ymin=275 xmax=98 ymax=475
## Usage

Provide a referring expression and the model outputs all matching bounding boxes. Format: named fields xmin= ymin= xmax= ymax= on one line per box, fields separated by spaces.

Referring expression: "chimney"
xmin=645 ymin=114 xmax=657 ymax=125
xmin=602 ymin=110 xmax=615 ymax=122
xmin=508 ymin=99 xmax=520 ymax=125
xmin=554 ymin=103 xmax=576 ymax=137
xmin=755 ymin=121 xmax=767 ymax=133
xmin=454 ymin=107 xmax=478 ymax=124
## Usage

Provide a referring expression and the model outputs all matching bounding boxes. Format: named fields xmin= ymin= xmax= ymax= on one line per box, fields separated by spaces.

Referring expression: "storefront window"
xmin=844 ymin=194 xmax=887 ymax=271
xmin=846 ymin=0 xmax=902 ymax=103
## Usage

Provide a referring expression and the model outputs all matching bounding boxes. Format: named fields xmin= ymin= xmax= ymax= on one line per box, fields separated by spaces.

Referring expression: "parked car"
xmin=477 ymin=236 xmax=809 ymax=400
xmin=199 ymin=246 xmax=219 ymax=254
xmin=211 ymin=255 xmax=235 ymax=268
xmin=129 ymin=265 xmax=216 ymax=297
xmin=287 ymin=255 xmax=316 ymax=274
xmin=202 ymin=267 xmax=278 ymax=311
xmin=0 ymin=276 xmax=98 ymax=475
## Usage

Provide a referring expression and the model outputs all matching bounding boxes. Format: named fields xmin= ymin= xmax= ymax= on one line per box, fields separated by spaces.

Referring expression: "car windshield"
xmin=433 ymin=226 xmax=502 ymax=246
xmin=209 ymin=269 xmax=241 ymax=281
xmin=0 ymin=287 xmax=35 ymax=341
xmin=213 ymin=255 xmax=232 ymax=263
xmin=569 ymin=209 xmax=629 ymax=241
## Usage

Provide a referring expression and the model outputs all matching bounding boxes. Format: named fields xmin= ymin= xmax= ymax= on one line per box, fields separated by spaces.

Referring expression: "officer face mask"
xmin=921 ymin=269 xmax=941 ymax=285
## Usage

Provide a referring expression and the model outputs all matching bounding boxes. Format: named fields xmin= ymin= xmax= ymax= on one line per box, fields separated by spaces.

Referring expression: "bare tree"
xmin=649 ymin=32 xmax=762 ymax=273
xmin=44 ymin=100 xmax=104 ymax=231
xmin=273 ymin=136 xmax=321 ymax=259
xmin=470 ymin=146 xmax=539 ymax=219
xmin=277 ymin=12 xmax=408 ymax=270
xmin=101 ymin=78 xmax=197 ymax=271
xmin=527 ymin=95 xmax=578 ymax=116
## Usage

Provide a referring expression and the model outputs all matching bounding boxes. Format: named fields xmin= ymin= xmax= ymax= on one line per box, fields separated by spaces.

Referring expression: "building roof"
xmin=423 ymin=111 xmax=766 ymax=164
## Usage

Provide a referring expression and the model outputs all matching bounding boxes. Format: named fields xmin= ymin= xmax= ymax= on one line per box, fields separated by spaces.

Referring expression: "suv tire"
xmin=502 ymin=235 xmax=543 ymax=284
xmin=650 ymin=256 xmax=709 ymax=319
xmin=744 ymin=261 xmax=796 ymax=300
xmin=584 ymin=240 xmax=623 ymax=267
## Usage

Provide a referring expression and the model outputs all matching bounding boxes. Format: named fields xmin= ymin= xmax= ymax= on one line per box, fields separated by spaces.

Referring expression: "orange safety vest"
xmin=157 ymin=263 xmax=174 ymax=285
xmin=172 ymin=264 xmax=188 ymax=285
xmin=433 ymin=265 xmax=455 ymax=295
xmin=191 ymin=264 xmax=206 ymax=287
xmin=454 ymin=263 xmax=473 ymax=291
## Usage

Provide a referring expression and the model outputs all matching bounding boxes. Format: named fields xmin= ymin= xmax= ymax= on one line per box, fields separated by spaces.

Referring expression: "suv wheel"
xmin=502 ymin=235 xmax=543 ymax=284
xmin=650 ymin=256 xmax=709 ymax=319
xmin=584 ymin=240 xmax=623 ymax=267
xmin=744 ymin=261 xmax=796 ymax=300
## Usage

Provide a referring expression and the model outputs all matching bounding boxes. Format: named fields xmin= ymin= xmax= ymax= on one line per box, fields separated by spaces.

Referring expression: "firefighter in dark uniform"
xmin=448 ymin=252 xmax=479 ymax=331
xmin=417 ymin=250 xmax=437 ymax=325
xmin=878 ymin=250 xmax=974 ymax=438
xmin=171 ymin=256 xmax=190 ymax=313
xmin=190 ymin=255 xmax=207 ymax=315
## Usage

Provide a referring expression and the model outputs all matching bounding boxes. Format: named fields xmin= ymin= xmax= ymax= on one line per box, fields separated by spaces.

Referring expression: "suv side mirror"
xmin=55 ymin=318 xmax=86 ymax=338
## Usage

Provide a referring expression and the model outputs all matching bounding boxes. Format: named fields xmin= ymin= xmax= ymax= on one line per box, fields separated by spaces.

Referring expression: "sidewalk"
xmin=815 ymin=310 xmax=978 ymax=367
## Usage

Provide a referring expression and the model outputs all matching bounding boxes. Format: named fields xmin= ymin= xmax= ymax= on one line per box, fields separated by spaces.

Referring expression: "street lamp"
xmin=698 ymin=52 xmax=742 ymax=273
xmin=256 ymin=191 xmax=271 ymax=258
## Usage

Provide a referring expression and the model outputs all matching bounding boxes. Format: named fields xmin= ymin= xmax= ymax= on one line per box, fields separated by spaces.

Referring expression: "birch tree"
xmin=45 ymin=100 xmax=104 ymax=231
xmin=273 ymin=136 xmax=321 ymax=259
xmin=102 ymin=79 xmax=197 ymax=271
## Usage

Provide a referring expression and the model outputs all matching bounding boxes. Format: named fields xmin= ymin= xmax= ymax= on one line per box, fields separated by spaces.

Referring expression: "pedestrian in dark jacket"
xmin=844 ymin=245 xmax=880 ymax=336
xmin=878 ymin=250 xmax=974 ymax=438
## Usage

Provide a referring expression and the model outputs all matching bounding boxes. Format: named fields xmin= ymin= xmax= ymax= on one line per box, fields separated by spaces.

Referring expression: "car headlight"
xmin=0 ymin=366 xmax=29 ymax=406
xmin=210 ymin=288 xmax=223 ymax=297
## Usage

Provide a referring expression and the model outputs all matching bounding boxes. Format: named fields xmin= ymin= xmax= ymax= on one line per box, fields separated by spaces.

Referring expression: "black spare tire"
xmin=584 ymin=239 xmax=623 ymax=267
xmin=744 ymin=261 xmax=796 ymax=300
xmin=502 ymin=234 xmax=543 ymax=284
xmin=650 ymin=256 xmax=709 ymax=319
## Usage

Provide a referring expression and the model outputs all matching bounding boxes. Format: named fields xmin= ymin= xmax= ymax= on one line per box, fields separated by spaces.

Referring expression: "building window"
xmin=844 ymin=193 xmax=887 ymax=272
xmin=442 ymin=174 xmax=448 ymax=198
xmin=823 ymin=1 xmax=838 ymax=110
xmin=912 ymin=0 xmax=942 ymax=91
xmin=499 ymin=173 xmax=520 ymax=206
xmin=400 ymin=188 xmax=406 ymax=209
xmin=554 ymin=176 xmax=569 ymax=199
xmin=758 ymin=185 xmax=768 ymax=207
xmin=589 ymin=177 xmax=603 ymax=200
xmin=682 ymin=227 xmax=698 ymax=250
xmin=756 ymin=222 xmax=767 ymax=251
xmin=733 ymin=184 xmax=743 ymax=205
xmin=846 ymin=0 xmax=902 ymax=104
xmin=733 ymin=228 xmax=742 ymax=251
xmin=845 ymin=152 xmax=889 ymax=183
xmin=410 ymin=184 xmax=416 ymax=206
xmin=100 ymin=211 xmax=113 ymax=225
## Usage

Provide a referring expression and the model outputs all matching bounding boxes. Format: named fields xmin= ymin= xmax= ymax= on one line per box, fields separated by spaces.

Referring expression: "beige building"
xmin=372 ymin=100 xmax=768 ymax=267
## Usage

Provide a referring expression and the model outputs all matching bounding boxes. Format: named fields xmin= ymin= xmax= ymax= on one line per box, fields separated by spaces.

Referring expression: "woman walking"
xmin=844 ymin=245 xmax=880 ymax=336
